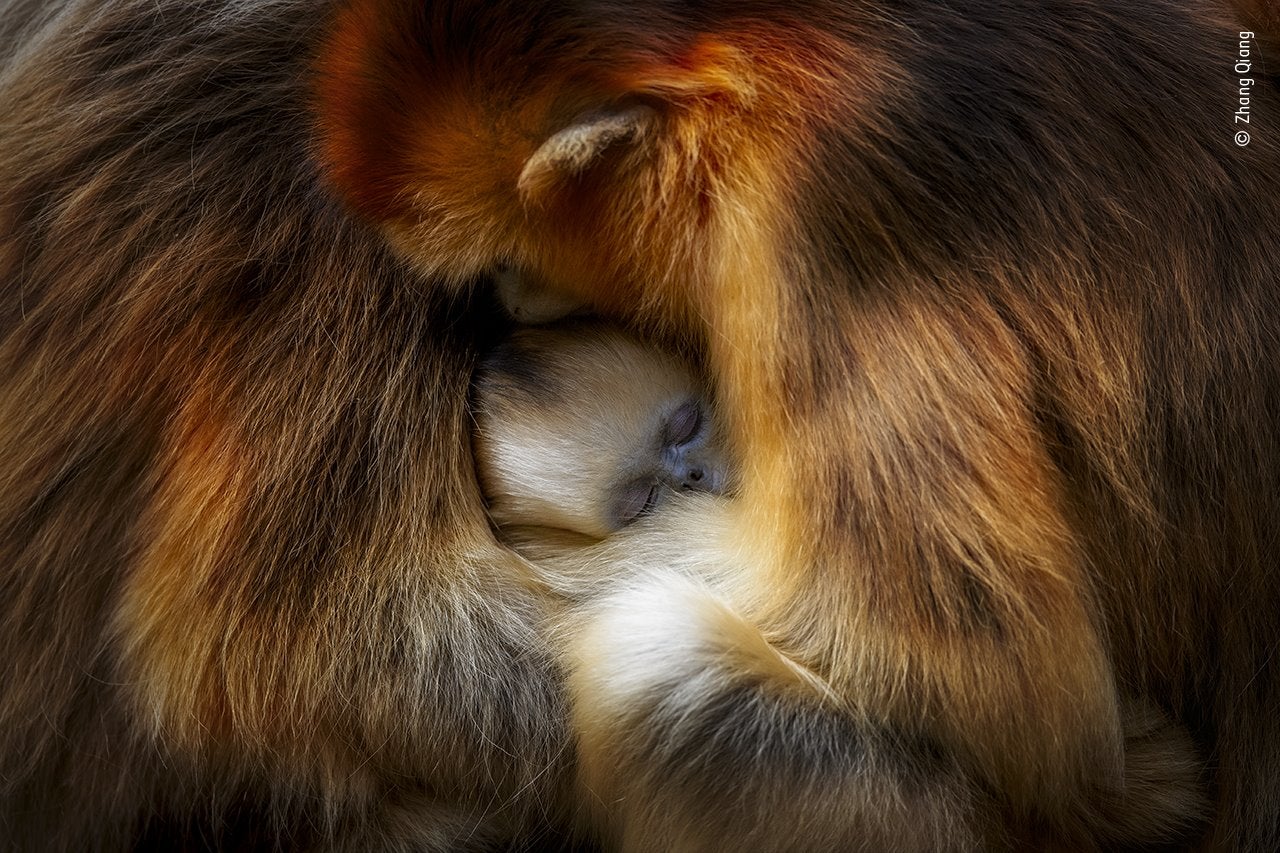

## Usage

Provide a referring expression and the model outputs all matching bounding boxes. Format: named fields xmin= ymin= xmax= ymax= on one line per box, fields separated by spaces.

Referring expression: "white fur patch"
xmin=566 ymin=567 xmax=836 ymax=720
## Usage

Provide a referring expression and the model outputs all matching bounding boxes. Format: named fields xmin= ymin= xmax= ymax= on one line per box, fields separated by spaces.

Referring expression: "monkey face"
xmin=473 ymin=324 xmax=730 ymax=539
xmin=610 ymin=396 xmax=728 ymax=528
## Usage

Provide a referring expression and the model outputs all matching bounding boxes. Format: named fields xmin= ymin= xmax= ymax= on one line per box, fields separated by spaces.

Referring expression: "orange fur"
xmin=1 ymin=0 xmax=1275 ymax=849
xmin=316 ymin=0 xmax=1278 ymax=848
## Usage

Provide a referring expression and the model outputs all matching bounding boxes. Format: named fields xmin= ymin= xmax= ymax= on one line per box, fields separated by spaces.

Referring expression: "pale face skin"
xmin=473 ymin=324 xmax=730 ymax=539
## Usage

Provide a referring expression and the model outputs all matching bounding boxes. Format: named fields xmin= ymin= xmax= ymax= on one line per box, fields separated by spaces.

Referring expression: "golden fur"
xmin=0 ymin=0 xmax=1276 ymax=849
xmin=316 ymin=0 xmax=1280 ymax=849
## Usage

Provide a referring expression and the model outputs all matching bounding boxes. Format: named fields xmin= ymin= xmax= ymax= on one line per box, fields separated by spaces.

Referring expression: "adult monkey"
xmin=315 ymin=0 xmax=1280 ymax=850
xmin=0 ymin=1 xmax=570 ymax=849
xmin=0 ymin=1 xmax=1275 ymax=853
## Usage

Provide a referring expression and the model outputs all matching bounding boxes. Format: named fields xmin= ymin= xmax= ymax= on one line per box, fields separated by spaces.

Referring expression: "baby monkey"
xmin=472 ymin=323 xmax=730 ymax=541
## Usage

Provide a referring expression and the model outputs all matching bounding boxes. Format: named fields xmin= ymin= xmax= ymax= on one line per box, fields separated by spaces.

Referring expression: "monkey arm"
xmin=552 ymin=468 xmax=1201 ymax=851
xmin=769 ymin=292 xmax=1120 ymax=811
xmin=540 ymin=495 xmax=977 ymax=851
xmin=562 ymin=570 xmax=980 ymax=853
xmin=566 ymin=581 xmax=1201 ymax=851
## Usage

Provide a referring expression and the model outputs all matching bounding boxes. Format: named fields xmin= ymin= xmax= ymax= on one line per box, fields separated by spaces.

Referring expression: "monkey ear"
xmin=516 ymin=39 xmax=753 ymax=205
xmin=517 ymin=105 xmax=656 ymax=203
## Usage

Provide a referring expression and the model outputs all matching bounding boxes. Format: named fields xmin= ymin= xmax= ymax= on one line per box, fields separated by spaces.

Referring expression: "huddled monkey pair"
xmin=475 ymin=297 xmax=1204 ymax=846
xmin=3 ymin=0 xmax=1280 ymax=850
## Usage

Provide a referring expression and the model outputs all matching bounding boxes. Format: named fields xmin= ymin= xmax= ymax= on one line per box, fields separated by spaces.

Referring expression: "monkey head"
xmin=473 ymin=323 xmax=730 ymax=539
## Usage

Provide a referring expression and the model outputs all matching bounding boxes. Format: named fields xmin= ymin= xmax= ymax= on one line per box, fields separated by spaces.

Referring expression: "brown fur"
xmin=0 ymin=1 xmax=573 ymax=849
xmin=1230 ymin=0 xmax=1280 ymax=59
xmin=315 ymin=0 xmax=1280 ymax=849
xmin=1 ymin=0 xmax=1277 ymax=850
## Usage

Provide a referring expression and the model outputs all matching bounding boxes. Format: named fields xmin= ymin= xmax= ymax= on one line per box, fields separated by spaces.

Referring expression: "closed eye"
xmin=665 ymin=400 xmax=703 ymax=447
xmin=614 ymin=480 xmax=660 ymax=527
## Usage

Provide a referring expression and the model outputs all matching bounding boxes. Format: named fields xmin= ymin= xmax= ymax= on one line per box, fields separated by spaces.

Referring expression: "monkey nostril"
xmin=685 ymin=468 xmax=704 ymax=486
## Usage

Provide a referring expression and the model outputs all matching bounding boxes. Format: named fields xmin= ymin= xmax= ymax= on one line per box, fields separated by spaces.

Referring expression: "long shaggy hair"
xmin=0 ymin=0 xmax=573 ymax=849
xmin=1 ymin=0 xmax=1278 ymax=850
xmin=317 ymin=0 xmax=1280 ymax=849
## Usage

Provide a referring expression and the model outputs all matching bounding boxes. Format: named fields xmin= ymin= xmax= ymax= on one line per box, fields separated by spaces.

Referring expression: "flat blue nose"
xmin=681 ymin=465 xmax=706 ymax=490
